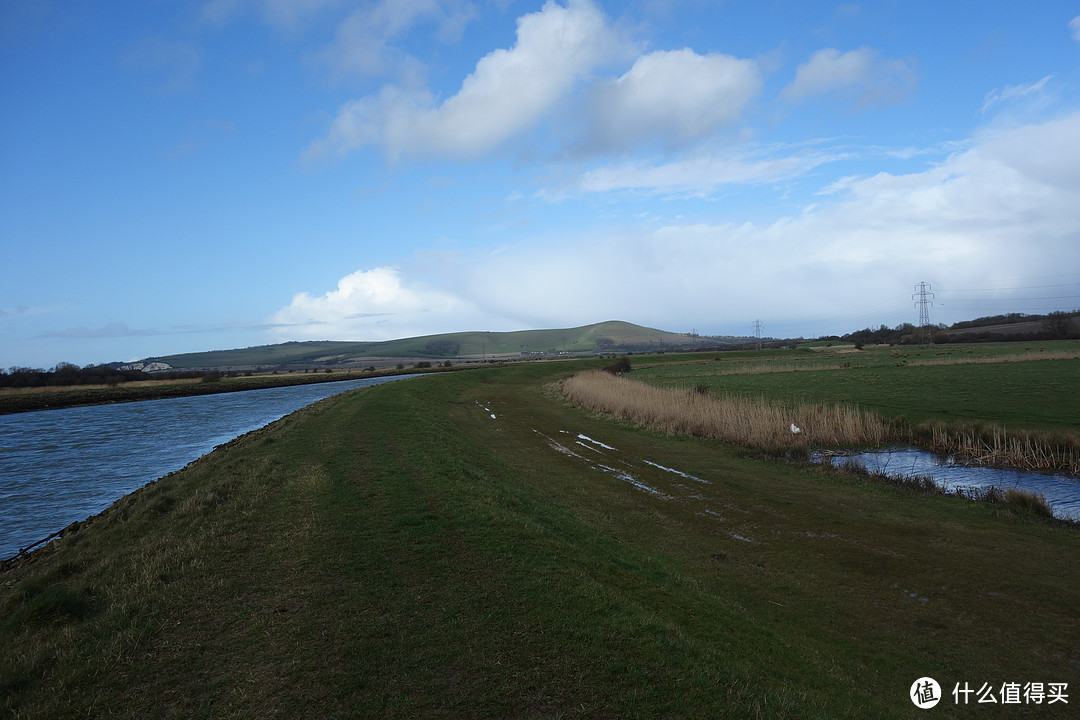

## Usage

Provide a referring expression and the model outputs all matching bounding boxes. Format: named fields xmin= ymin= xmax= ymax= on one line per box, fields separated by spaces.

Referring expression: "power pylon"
xmin=752 ymin=319 xmax=764 ymax=350
xmin=912 ymin=282 xmax=935 ymax=347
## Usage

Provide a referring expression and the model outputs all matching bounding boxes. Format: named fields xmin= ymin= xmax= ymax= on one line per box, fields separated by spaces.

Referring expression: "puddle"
xmin=813 ymin=446 xmax=1080 ymax=521
xmin=642 ymin=459 xmax=709 ymax=484
xmin=577 ymin=434 xmax=616 ymax=450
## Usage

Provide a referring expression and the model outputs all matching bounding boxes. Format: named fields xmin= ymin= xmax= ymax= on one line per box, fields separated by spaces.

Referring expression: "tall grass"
xmin=560 ymin=370 xmax=889 ymax=451
xmin=916 ymin=421 xmax=1080 ymax=475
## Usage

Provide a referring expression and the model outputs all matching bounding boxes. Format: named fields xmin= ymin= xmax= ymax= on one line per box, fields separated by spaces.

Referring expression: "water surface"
xmin=0 ymin=375 xmax=415 ymax=558
xmin=814 ymin=446 xmax=1080 ymax=521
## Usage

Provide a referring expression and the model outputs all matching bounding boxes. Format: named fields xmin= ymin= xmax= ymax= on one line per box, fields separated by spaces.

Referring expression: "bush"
xmin=601 ymin=357 xmax=632 ymax=375
xmin=1003 ymin=488 xmax=1055 ymax=517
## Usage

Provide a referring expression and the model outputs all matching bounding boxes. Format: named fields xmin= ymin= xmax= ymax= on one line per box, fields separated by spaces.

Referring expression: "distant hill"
xmin=142 ymin=321 xmax=752 ymax=371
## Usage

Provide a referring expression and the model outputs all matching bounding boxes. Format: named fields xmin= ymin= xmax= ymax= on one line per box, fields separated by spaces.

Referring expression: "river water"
xmin=0 ymin=375 xmax=415 ymax=559
xmin=814 ymin=446 xmax=1080 ymax=521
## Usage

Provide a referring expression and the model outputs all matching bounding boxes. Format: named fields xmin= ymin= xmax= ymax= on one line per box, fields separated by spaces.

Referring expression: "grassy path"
xmin=2 ymin=361 xmax=1077 ymax=717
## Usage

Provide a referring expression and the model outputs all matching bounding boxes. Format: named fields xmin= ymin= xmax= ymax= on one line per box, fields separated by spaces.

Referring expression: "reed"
xmin=560 ymin=370 xmax=889 ymax=451
xmin=915 ymin=421 xmax=1080 ymax=475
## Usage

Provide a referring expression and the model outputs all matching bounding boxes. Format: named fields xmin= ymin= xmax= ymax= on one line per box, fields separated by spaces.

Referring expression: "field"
xmin=2 ymin=353 xmax=1078 ymax=717
xmin=610 ymin=342 xmax=1080 ymax=474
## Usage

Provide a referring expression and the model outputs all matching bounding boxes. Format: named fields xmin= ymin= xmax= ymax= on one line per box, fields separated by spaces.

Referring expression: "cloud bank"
xmin=283 ymin=111 xmax=1080 ymax=337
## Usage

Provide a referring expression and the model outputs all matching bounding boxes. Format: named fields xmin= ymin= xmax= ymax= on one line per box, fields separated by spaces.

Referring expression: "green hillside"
xmin=146 ymin=321 xmax=729 ymax=370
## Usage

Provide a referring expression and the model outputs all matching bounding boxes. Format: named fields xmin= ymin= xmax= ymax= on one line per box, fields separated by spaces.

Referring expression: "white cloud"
xmin=1070 ymin=15 xmax=1080 ymax=42
xmin=584 ymin=49 xmax=762 ymax=151
xmin=269 ymin=266 xmax=495 ymax=340
xmin=278 ymin=114 xmax=1080 ymax=341
xmin=458 ymin=113 xmax=1080 ymax=334
xmin=781 ymin=47 xmax=915 ymax=108
xmin=980 ymin=75 xmax=1054 ymax=114
xmin=307 ymin=0 xmax=627 ymax=160
xmin=574 ymin=148 xmax=835 ymax=195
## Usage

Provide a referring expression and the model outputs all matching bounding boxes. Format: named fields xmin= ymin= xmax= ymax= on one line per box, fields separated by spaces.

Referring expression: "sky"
xmin=3 ymin=0 xmax=1080 ymax=369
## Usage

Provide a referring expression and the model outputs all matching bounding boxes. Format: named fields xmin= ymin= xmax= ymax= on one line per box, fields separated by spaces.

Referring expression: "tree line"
xmin=0 ymin=363 xmax=213 ymax=389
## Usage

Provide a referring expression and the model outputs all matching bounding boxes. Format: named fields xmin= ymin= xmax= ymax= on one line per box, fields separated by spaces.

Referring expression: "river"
xmin=0 ymin=375 xmax=416 ymax=559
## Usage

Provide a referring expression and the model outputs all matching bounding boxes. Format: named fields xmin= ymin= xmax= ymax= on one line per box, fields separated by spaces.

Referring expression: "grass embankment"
xmin=2 ymin=361 xmax=1078 ymax=717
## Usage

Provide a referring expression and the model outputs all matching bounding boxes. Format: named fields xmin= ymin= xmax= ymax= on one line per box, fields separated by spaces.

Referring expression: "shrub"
xmin=601 ymin=357 xmax=632 ymax=375
xmin=1003 ymin=488 xmax=1055 ymax=517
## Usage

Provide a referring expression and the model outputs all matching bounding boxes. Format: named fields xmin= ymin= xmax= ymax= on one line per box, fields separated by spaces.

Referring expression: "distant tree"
xmin=602 ymin=357 xmax=632 ymax=375
xmin=424 ymin=340 xmax=460 ymax=356
xmin=1043 ymin=311 xmax=1072 ymax=338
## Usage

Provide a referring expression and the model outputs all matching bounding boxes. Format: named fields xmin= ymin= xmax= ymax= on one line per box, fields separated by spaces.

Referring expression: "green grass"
xmin=2 ymin=359 xmax=1078 ymax=718
xmin=633 ymin=342 xmax=1080 ymax=432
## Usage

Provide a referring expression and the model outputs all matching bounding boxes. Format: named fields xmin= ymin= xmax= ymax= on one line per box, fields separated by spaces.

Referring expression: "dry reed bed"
xmin=918 ymin=421 xmax=1080 ymax=475
xmin=560 ymin=370 xmax=889 ymax=450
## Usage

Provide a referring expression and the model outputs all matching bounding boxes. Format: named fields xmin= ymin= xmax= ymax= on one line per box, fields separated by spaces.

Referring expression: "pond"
xmin=813 ymin=446 xmax=1080 ymax=521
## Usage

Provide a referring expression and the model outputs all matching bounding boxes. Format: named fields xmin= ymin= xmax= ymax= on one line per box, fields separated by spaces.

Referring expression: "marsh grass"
xmin=916 ymin=420 xmax=1080 ymax=475
xmin=560 ymin=370 xmax=889 ymax=451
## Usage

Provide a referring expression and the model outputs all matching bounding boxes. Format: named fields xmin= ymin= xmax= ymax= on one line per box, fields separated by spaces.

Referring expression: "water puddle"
xmin=813 ymin=446 xmax=1080 ymax=521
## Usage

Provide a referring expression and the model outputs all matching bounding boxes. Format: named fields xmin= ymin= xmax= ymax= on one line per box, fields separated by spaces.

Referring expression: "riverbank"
xmin=0 ymin=365 xmax=436 ymax=415
xmin=2 ymin=360 xmax=1077 ymax=717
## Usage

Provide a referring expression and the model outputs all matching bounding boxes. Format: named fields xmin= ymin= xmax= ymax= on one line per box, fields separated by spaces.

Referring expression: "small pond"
xmin=812 ymin=446 xmax=1080 ymax=521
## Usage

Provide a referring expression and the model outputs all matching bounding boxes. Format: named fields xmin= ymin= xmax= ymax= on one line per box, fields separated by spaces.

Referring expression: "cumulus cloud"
xmin=1071 ymin=15 xmax=1080 ymax=42
xmin=781 ymin=47 xmax=915 ymax=108
xmin=269 ymin=266 xmax=495 ymax=340
xmin=306 ymin=0 xmax=627 ymax=160
xmin=583 ymin=49 xmax=762 ymax=151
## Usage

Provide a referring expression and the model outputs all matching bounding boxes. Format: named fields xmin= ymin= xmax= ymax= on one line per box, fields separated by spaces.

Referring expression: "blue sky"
xmin=3 ymin=0 xmax=1080 ymax=368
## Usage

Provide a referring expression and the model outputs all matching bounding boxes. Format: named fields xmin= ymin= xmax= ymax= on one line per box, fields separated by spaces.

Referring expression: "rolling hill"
xmin=141 ymin=321 xmax=749 ymax=371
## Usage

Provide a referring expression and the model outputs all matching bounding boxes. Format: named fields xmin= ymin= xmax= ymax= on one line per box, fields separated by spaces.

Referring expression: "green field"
xmin=2 ymin=356 xmax=1078 ymax=718
xmin=632 ymin=341 xmax=1080 ymax=432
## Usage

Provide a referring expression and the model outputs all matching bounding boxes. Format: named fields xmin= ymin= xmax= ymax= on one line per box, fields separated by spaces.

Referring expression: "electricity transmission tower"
xmin=912 ymin=282 xmax=935 ymax=347
xmin=752 ymin=319 xmax=764 ymax=350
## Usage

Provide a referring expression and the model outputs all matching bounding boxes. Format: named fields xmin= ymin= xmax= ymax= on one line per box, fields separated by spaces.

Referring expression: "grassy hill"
xmin=145 ymin=321 xmax=736 ymax=370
